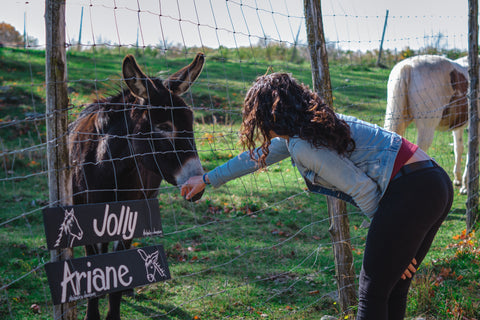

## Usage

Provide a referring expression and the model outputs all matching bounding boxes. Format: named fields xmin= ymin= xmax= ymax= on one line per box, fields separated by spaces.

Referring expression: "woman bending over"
xmin=181 ymin=72 xmax=453 ymax=320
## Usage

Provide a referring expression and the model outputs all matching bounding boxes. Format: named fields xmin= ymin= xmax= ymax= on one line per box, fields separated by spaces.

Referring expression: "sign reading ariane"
xmin=45 ymin=245 xmax=170 ymax=305
xmin=43 ymin=199 xmax=163 ymax=250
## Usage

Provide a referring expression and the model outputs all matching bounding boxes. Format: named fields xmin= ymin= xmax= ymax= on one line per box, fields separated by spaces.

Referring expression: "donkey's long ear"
xmin=122 ymin=55 xmax=157 ymax=99
xmin=163 ymin=52 xmax=205 ymax=95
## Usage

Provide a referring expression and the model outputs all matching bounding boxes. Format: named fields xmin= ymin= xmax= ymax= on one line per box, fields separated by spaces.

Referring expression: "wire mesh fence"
xmin=0 ymin=0 xmax=477 ymax=319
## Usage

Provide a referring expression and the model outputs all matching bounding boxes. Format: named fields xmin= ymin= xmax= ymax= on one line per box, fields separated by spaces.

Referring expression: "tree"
xmin=0 ymin=22 xmax=23 ymax=45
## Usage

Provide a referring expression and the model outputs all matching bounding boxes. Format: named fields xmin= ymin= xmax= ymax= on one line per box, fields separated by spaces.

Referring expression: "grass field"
xmin=0 ymin=46 xmax=479 ymax=319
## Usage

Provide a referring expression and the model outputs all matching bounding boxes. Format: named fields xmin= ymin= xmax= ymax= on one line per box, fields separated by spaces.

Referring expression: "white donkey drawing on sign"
xmin=54 ymin=209 xmax=84 ymax=248
xmin=137 ymin=249 xmax=167 ymax=282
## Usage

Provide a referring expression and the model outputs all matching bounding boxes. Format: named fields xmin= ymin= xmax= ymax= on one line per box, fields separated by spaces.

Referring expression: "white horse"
xmin=454 ymin=56 xmax=469 ymax=68
xmin=384 ymin=55 xmax=469 ymax=193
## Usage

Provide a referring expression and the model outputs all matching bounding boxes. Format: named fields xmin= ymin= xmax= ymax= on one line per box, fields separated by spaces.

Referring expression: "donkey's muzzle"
xmin=184 ymin=189 xmax=205 ymax=202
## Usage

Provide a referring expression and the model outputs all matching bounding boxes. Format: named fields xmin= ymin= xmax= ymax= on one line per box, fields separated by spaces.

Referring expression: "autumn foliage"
xmin=0 ymin=22 xmax=23 ymax=46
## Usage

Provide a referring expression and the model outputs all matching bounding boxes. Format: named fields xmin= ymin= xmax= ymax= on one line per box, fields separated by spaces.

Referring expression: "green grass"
xmin=0 ymin=46 xmax=479 ymax=319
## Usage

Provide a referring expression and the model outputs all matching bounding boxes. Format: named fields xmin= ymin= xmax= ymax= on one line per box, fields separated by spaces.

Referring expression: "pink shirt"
xmin=390 ymin=138 xmax=419 ymax=180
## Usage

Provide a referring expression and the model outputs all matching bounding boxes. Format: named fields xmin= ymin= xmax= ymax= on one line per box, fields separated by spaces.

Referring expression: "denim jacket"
xmin=208 ymin=114 xmax=402 ymax=218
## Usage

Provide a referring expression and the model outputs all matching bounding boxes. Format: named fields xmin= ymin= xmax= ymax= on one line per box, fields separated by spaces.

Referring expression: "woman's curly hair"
xmin=240 ymin=72 xmax=355 ymax=167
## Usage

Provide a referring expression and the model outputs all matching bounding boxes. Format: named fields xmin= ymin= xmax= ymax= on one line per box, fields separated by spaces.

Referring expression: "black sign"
xmin=45 ymin=245 xmax=171 ymax=305
xmin=43 ymin=199 xmax=163 ymax=250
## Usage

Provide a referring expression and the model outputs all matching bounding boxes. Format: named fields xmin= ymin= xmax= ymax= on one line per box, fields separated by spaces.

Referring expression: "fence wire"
xmin=0 ymin=0 xmax=475 ymax=319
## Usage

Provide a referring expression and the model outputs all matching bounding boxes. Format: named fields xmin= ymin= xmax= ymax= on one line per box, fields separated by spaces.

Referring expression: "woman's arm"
xmin=181 ymin=137 xmax=291 ymax=200
xmin=207 ymin=137 xmax=290 ymax=187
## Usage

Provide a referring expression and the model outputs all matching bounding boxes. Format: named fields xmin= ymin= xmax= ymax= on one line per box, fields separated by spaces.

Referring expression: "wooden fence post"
xmin=467 ymin=0 xmax=479 ymax=233
xmin=304 ymin=0 xmax=357 ymax=317
xmin=45 ymin=0 xmax=76 ymax=318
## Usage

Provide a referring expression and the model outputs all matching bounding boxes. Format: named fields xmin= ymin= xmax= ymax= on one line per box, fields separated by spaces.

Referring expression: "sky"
xmin=0 ymin=0 xmax=470 ymax=52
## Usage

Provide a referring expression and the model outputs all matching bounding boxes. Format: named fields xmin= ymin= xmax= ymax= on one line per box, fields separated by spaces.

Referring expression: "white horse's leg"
xmin=415 ymin=124 xmax=436 ymax=152
xmin=460 ymin=125 xmax=478 ymax=195
xmin=452 ymin=128 xmax=464 ymax=186
xmin=460 ymin=152 xmax=469 ymax=195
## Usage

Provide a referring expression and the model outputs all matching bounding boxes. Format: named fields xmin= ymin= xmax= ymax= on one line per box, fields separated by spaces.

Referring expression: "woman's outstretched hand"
xmin=401 ymin=258 xmax=417 ymax=280
xmin=181 ymin=175 xmax=206 ymax=200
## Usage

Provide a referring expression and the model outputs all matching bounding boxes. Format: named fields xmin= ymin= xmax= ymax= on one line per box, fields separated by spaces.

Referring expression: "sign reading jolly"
xmin=42 ymin=199 xmax=163 ymax=250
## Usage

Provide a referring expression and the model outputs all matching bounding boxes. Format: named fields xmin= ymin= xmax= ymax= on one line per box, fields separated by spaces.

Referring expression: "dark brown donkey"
xmin=69 ymin=53 xmax=205 ymax=320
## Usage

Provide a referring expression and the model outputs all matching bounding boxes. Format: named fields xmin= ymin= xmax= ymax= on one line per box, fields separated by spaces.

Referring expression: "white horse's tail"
xmin=384 ymin=62 xmax=412 ymax=135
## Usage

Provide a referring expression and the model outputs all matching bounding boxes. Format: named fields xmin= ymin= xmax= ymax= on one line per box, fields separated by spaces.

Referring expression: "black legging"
xmin=356 ymin=164 xmax=453 ymax=320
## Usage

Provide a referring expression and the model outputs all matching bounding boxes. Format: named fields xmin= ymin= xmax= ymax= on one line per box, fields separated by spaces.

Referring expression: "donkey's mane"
xmin=69 ymin=89 xmax=139 ymax=137
xmin=74 ymin=77 xmax=168 ymax=127
xmin=77 ymin=89 xmax=136 ymax=118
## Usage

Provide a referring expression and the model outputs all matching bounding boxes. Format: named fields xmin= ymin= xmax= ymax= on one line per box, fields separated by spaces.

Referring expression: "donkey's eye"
xmin=154 ymin=123 xmax=173 ymax=133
